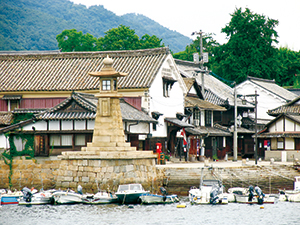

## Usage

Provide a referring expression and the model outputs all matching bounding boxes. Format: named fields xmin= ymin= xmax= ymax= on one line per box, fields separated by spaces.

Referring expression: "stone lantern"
xmin=58 ymin=56 xmax=157 ymax=193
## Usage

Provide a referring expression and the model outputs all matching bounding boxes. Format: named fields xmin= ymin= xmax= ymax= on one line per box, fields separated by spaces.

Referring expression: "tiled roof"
xmin=175 ymin=59 xmax=249 ymax=107
xmin=0 ymin=112 xmax=12 ymax=125
xmin=185 ymin=96 xmax=226 ymax=111
xmin=185 ymin=126 xmax=232 ymax=136
xmin=268 ymin=96 xmax=300 ymax=116
xmin=182 ymin=78 xmax=195 ymax=93
xmin=164 ymin=117 xmax=194 ymax=128
xmin=0 ymin=48 xmax=169 ymax=92
xmin=247 ymin=76 xmax=298 ymax=101
xmin=35 ymin=92 xmax=156 ymax=123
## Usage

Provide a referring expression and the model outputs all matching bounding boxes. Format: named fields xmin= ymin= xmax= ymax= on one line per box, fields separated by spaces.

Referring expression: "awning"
xmin=185 ymin=96 xmax=226 ymax=111
xmin=2 ymin=95 xmax=22 ymax=100
xmin=164 ymin=117 xmax=193 ymax=128
xmin=185 ymin=126 xmax=232 ymax=137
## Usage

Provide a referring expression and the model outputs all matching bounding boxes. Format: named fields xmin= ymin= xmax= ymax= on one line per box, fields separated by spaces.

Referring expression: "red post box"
xmin=156 ymin=143 xmax=162 ymax=164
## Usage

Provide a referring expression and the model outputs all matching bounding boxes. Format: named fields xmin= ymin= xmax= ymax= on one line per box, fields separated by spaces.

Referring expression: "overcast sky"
xmin=70 ymin=0 xmax=300 ymax=51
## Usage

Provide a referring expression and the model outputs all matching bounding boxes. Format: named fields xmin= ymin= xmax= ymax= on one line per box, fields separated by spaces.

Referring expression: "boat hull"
xmin=51 ymin=191 xmax=83 ymax=204
xmin=189 ymin=188 xmax=228 ymax=205
xmin=235 ymin=194 xmax=275 ymax=204
xmin=82 ymin=192 xmax=118 ymax=204
xmin=139 ymin=194 xmax=179 ymax=204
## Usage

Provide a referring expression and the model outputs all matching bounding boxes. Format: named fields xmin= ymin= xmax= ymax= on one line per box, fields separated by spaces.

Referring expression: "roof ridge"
xmin=247 ymin=76 xmax=275 ymax=83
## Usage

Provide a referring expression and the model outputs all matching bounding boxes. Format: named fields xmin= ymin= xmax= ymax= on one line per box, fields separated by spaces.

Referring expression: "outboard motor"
xmin=160 ymin=187 xmax=168 ymax=202
xmin=77 ymin=185 xmax=83 ymax=195
xmin=209 ymin=185 xmax=219 ymax=204
xmin=248 ymin=185 xmax=255 ymax=202
xmin=22 ymin=187 xmax=33 ymax=202
xmin=255 ymin=186 xmax=265 ymax=205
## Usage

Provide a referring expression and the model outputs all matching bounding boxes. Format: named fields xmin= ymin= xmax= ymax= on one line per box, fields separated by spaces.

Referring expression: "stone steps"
xmin=81 ymin=146 xmax=137 ymax=151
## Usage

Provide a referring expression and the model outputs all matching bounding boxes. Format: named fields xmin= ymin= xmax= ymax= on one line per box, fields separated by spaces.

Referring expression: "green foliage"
xmin=1 ymin=0 xmax=190 ymax=53
xmin=211 ymin=8 xmax=279 ymax=84
xmin=1 ymin=112 xmax=35 ymax=189
xmin=57 ymin=25 xmax=164 ymax=52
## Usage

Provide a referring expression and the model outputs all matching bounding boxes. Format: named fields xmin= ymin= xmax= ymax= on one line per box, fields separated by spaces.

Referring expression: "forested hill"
xmin=0 ymin=0 xmax=191 ymax=53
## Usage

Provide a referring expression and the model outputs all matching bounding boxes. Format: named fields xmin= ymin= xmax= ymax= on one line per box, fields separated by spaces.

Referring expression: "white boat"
xmin=139 ymin=193 xmax=179 ymax=204
xmin=279 ymin=176 xmax=300 ymax=202
xmin=225 ymin=187 xmax=248 ymax=202
xmin=51 ymin=190 xmax=83 ymax=204
xmin=0 ymin=190 xmax=23 ymax=205
xmin=18 ymin=188 xmax=56 ymax=205
xmin=189 ymin=180 xmax=228 ymax=205
xmin=115 ymin=183 xmax=149 ymax=204
xmin=82 ymin=191 xmax=118 ymax=204
xmin=234 ymin=186 xmax=275 ymax=204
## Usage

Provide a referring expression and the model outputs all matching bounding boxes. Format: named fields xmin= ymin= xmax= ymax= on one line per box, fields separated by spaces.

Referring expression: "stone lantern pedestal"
xmin=56 ymin=56 xmax=157 ymax=192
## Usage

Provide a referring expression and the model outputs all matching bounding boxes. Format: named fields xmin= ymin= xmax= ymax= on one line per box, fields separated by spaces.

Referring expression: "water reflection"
xmin=1 ymin=200 xmax=300 ymax=225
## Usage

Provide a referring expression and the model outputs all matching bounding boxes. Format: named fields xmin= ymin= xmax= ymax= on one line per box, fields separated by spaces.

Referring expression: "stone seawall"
xmin=0 ymin=157 xmax=60 ymax=190
xmin=0 ymin=157 xmax=162 ymax=193
xmin=158 ymin=164 xmax=300 ymax=196
xmin=1 ymin=158 xmax=299 ymax=196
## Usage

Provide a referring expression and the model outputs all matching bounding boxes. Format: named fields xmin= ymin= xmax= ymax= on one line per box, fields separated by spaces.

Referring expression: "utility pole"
xmin=254 ymin=90 xmax=258 ymax=165
xmin=233 ymin=82 xmax=238 ymax=161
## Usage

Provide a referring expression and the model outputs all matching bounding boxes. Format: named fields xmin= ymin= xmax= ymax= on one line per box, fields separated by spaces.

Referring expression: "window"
xmin=75 ymin=134 xmax=85 ymax=146
xmin=205 ymin=110 xmax=212 ymax=126
xmin=277 ymin=138 xmax=284 ymax=149
xmin=102 ymin=80 xmax=111 ymax=91
xmin=50 ymin=135 xmax=72 ymax=147
xmin=162 ymin=76 xmax=177 ymax=97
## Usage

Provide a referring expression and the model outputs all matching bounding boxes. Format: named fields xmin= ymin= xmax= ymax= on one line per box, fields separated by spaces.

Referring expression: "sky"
xmin=70 ymin=0 xmax=300 ymax=51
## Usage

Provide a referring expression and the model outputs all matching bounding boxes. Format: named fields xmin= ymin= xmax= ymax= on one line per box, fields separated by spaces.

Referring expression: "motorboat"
xmin=279 ymin=176 xmax=300 ymax=202
xmin=82 ymin=191 xmax=118 ymax=204
xmin=139 ymin=187 xmax=179 ymax=204
xmin=51 ymin=186 xmax=83 ymax=204
xmin=234 ymin=186 xmax=275 ymax=204
xmin=0 ymin=190 xmax=23 ymax=205
xmin=115 ymin=183 xmax=149 ymax=204
xmin=189 ymin=180 xmax=228 ymax=205
xmin=18 ymin=188 xmax=56 ymax=205
xmin=225 ymin=187 xmax=248 ymax=202
xmin=139 ymin=193 xmax=179 ymax=204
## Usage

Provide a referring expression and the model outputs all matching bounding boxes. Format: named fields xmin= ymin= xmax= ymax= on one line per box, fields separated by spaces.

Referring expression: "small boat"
xmin=0 ymin=190 xmax=23 ymax=205
xmin=82 ymin=191 xmax=118 ymax=204
xmin=189 ymin=180 xmax=228 ymax=205
xmin=279 ymin=176 xmax=300 ymax=202
xmin=115 ymin=183 xmax=149 ymax=204
xmin=234 ymin=186 xmax=275 ymax=204
xmin=18 ymin=188 xmax=56 ymax=205
xmin=139 ymin=193 xmax=179 ymax=204
xmin=225 ymin=187 xmax=248 ymax=202
xmin=51 ymin=186 xmax=83 ymax=204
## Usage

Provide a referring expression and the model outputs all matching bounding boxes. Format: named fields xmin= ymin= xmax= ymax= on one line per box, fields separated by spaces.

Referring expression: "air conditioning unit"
xmin=194 ymin=119 xmax=199 ymax=126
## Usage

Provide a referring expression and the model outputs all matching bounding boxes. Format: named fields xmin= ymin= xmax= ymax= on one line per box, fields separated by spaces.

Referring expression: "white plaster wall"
xmin=49 ymin=120 xmax=60 ymax=130
xmin=23 ymin=121 xmax=47 ymax=131
xmin=285 ymin=118 xmax=295 ymax=131
xmin=148 ymin=55 xmax=185 ymax=137
xmin=62 ymin=120 xmax=73 ymax=130
xmin=269 ymin=123 xmax=276 ymax=132
xmin=87 ymin=120 xmax=95 ymax=130
xmin=75 ymin=120 xmax=86 ymax=130
xmin=285 ymin=137 xmax=295 ymax=150
xmin=237 ymin=81 xmax=287 ymax=120
xmin=296 ymin=123 xmax=300 ymax=131
xmin=126 ymin=122 xmax=149 ymax=134
xmin=0 ymin=134 xmax=9 ymax=149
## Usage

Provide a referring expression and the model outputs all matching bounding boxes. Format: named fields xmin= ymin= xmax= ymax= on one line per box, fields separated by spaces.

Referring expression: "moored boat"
xmin=51 ymin=187 xmax=83 ymax=205
xmin=115 ymin=183 xmax=149 ymax=204
xmin=18 ymin=188 xmax=56 ymax=205
xmin=189 ymin=180 xmax=228 ymax=205
xmin=279 ymin=176 xmax=300 ymax=202
xmin=234 ymin=186 xmax=275 ymax=204
xmin=139 ymin=193 xmax=179 ymax=204
xmin=82 ymin=191 xmax=118 ymax=204
xmin=0 ymin=190 xmax=23 ymax=205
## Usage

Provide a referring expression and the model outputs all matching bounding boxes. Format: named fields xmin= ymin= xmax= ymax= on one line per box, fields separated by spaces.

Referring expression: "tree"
xmin=211 ymin=8 xmax=279 ymax=84
xmin=57 ymin=25 xmax=164 ymax=52
xmin=56 ymin=29 xmax=97 ymax=52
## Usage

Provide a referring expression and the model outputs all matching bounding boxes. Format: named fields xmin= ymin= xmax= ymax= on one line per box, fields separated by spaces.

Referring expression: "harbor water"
xmin=1 ymin=198 xmax=300 ymax=225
